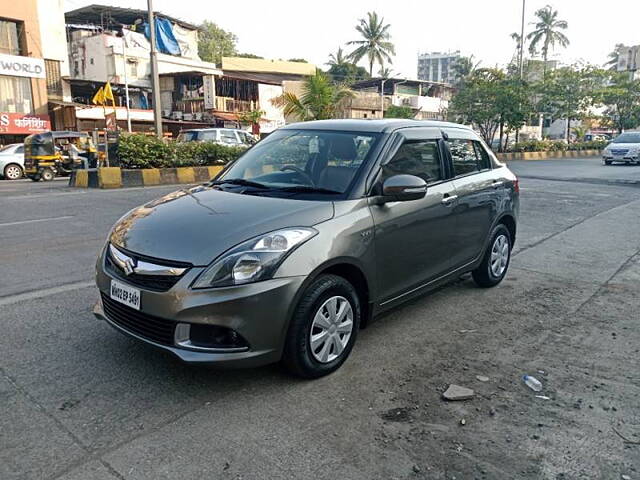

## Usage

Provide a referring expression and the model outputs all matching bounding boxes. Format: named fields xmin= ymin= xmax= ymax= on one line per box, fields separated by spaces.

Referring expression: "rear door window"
xmin=447 ymin=138 xmax=491 ymax=176
xmin=220 ymin=130 xmax=240 ymax=145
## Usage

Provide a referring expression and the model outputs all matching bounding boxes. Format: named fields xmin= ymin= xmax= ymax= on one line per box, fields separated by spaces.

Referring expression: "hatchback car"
xmin=602 ymin=132 xmax=640 ymax=165
xmin=177 ymin=128 xmax=257 ymax=147
xmin=94 ymin=120 xmax=519 ymax=378
xmin=0 ymin=143 xmax=25 ymax=180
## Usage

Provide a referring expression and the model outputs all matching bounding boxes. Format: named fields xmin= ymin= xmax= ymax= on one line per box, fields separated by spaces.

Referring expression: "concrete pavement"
xmin=1 ymin=166 xmax=639 ymax=479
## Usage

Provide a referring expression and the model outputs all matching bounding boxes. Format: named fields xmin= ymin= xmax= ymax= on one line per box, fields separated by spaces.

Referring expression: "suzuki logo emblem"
xmin=122 ymin=258 xmax=135 ymax=276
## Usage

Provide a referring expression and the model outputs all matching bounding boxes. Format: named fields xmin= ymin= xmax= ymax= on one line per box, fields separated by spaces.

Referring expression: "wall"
xmin=0 ymin=0 xmax=48 ymax=115
xmin=37 ymin=0 xmax=71 ymax=101
xmin=258 ymin=83 xmax=285 ymax=132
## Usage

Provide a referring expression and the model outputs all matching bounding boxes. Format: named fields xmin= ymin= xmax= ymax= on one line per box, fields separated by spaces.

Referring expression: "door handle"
xmin=441 ymin=194 xmax=458 ymax=205
xmin=492 ymin=180 xmax=504 ymax=188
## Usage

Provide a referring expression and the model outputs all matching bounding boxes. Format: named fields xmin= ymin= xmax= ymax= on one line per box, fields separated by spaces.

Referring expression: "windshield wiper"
xmin=270 ymin=185 xmax=342 ymax=194
xmin=210 ymin=178 xmax=269 ymax=189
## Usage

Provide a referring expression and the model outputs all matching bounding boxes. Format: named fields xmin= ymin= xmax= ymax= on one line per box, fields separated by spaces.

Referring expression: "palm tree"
xmin=271 ymin=70 xmax=354 ymax=121
xmin=451 ymin=55 xmax=479 ymax=85
xmin=327 ymin=47 xmax=348 ymax=67
xmin=347 ymin=11 xmax=396 ymax=76
xmin=606 ymin=44 xmax=625 ymax=71
xmin=526 ymin=5 xmax=569 ymax=78
xmin=378 ymin=67 xmax=394 ymax=78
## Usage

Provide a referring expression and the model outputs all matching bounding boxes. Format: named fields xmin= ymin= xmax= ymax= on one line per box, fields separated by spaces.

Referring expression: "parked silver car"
xmin=602 ymin=132 xmax=640 ymax=165
xmin=177 ymin=128 xmax=257 ymax=147
xmin=0 ymin=143 xmax=25 ymax=180
xmin=94 ymin=120 xmax=519 ymax=378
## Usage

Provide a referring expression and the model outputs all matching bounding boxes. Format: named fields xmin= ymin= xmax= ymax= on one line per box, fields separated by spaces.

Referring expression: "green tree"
xmin=378 ymin=67 xmax=394 ymax=78
xmin=600 ymin=72 xmax=640 ymax=133
xmin=347 ymin=11 xmax=396 ymax=76
xmin=198 ymin=21 xmax=237 ymax=65
xmin=449 ymin=68 xmax=533 ymax=150
xmin=271 ymin=70 xmax=354 ymax=121
xmin=326 ymin=62 xmax=370 ymax=84
xmin=538 ymin=66 xmax=602 ymax=140
xmin=236 ymin=53 xmax=263 ymax=59
xmin=288 ymin=58 xmax=309 ymax=63
xmin=526 ymin=5 xmax=569 ymax=78
xmin=327 ymin=47 xmax=349 ymax=67
xmin=384 ymin=105 xmax=414 ymax=119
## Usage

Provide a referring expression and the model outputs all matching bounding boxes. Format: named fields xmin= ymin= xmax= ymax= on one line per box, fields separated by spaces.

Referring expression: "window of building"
xmin=0 ymin=76 xmax=32 ymax=112
xmin=45 ymin=59 xmax=63 ymax=98
xmin=383 ymin=139 xmax=442 ymax=183
xmin=0 ymin=19 xmax=23 ymax=56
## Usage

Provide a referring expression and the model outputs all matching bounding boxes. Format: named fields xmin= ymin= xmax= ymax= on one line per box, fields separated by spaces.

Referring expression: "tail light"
xmin=513 ymin=177 xmax=520 ymax=193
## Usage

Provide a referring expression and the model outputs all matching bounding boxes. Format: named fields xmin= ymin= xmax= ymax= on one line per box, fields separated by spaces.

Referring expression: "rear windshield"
xmin=612 ymin=133 xmax=640 ymax=143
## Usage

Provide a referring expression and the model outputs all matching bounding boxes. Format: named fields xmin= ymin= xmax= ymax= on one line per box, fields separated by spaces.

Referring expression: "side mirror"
xmin=379 ymin=174 xmax=427 ymax=203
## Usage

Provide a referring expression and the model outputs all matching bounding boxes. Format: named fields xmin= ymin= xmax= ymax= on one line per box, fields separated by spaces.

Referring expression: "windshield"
xmin=218 ymin=129 xmax=380 ymax=196
xmin=612 ymin=133 xmax=640 ymax=144
xmin=177 ymin=131 xmax=199 ymax=142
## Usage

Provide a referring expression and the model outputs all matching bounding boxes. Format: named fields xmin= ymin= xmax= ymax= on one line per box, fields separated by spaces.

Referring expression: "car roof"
xmin=183 ymin=128 xmax=241 ymax=132
xmin=280 ymin=119 xmax=474 ymax=134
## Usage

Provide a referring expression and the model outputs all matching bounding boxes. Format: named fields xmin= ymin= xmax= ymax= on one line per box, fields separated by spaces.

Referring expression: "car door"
xmin=444 ymin=130 xmax=500 ymax=267
xmin=368 ymin=128 xmax=459 ymax=303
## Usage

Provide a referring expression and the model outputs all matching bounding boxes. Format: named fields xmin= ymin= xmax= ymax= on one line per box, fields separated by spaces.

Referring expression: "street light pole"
xmin=519 ymin=0 xmax=526 ymax=80
xmin=380 ymin=78 xmax=386 ymax=117
xmin=121 ymin=39 xmax=132 ymax=133
xmin=147 ymin=0 xmax=163 ymax=138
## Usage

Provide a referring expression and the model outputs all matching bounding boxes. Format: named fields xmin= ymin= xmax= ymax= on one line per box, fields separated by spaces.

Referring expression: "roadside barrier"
xmin=496 ymin=149 xmax=602 ymax=161
xmin=69 ymin=165 xmax=225 ymax=189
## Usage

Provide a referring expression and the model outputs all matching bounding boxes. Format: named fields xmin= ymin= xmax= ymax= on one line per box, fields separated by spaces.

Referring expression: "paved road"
xmin=508 ymin=156 xmax=640 ymax=186
xmin=1 ymin=171 xmax=639 ymax=479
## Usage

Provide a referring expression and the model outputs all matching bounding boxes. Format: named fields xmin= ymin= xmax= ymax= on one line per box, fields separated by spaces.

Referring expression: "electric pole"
xmin=147 ymin=0 xmax=163 ymax=138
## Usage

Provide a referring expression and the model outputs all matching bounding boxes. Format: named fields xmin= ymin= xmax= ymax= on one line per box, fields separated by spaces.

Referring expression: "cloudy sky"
xmin=65 ymin=0 xmax=639 ymax=77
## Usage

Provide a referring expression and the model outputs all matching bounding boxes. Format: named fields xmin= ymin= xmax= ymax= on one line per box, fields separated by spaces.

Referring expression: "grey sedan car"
xmin=94 ymin=120 xmax=519 ymax=378
xmin=0 ymin=143 xmax=25 ymax=180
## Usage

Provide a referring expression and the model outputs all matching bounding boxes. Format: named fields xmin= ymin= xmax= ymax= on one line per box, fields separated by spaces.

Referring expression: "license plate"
xmin=110 ymin=280 xmax=140 ymax=310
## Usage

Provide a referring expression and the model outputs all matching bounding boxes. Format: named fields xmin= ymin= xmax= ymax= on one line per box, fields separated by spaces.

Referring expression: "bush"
xmin=506 ymin=138 xmax=607 ymax=153
xmin=117 ymin=134 xmax=244 ymax=169
xmin=568 ymin=140 xmax=608 ymax=151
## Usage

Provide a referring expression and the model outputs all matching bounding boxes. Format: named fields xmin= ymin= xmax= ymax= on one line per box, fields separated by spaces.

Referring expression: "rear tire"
xmin=472 ymin=224 xmax=512 ymax=288
xmin=282 ymin=274 xmax=360 ymax=378
xmin=3 ymin=163 xmax=23 ymax=180
xmin=40 ymin=168 xmax=55 ymax=181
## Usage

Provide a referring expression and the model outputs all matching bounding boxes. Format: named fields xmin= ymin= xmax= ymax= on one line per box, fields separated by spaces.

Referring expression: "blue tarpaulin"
xmin=144 ymin=17 xmax=181 ymax=56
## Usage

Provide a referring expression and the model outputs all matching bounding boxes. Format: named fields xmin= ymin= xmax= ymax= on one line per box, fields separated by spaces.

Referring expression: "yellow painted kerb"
xmin=142 ymin=169 xmax=160 ymax=185
xmin=207 ymin=165 xmax=224 ymax=179
xmin=75 ymin=170 xmax=88 ymax=187
xmin=177 ymin=167 xmax=195 ymax=184
xmin=98 ymin=167 xmax=122 ymax=189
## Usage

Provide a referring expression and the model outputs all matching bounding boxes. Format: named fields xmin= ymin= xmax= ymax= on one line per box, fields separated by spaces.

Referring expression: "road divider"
xmin=69 ymin=166 xmax=225 ymax=189
xmin=496 ymin=149 xmax=602 ymax=161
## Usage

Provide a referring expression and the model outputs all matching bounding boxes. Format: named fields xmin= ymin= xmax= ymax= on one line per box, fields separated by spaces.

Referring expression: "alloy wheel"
xmin=490 ymin=234 xmax=509 ymax=277
xmin=4 ymin=165 xmax=22 ymax=180
xmin=309 ymin=295 xmax=354 ymax=363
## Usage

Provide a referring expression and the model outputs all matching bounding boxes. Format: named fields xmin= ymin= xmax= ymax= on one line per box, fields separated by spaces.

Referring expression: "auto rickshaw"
xmin=23 ymin=131 xmax=98 ymax=181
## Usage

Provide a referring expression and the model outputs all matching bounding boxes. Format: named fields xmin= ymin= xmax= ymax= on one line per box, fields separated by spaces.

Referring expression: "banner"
xmin=0 ymin=113 xmax=50 ymax=134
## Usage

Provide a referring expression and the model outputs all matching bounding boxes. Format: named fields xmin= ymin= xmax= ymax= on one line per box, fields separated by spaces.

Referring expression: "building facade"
xmin=417 ymin=51 xmax=461 ymax=85
xmin=0 ymin=0 xmax=72 ymax=144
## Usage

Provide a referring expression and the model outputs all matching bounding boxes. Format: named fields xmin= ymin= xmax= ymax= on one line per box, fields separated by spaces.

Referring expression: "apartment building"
xmin=417 ymin=51 xmax=461 ymax=85
xmin=0 ymin=0 xmax=71 ymax=144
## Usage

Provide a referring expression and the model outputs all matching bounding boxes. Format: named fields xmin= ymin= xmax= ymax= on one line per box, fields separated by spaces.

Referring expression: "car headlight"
xmin=191 ymin=227 xmax=317 ymax=289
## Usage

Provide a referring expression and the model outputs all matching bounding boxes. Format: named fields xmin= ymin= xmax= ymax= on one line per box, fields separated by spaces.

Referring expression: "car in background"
xmin=177 ymin=128 xmax=257 ymax=148
xmin=0 ymin=143 xmax=25 ymax=180
xmin=602 ymin=132 xmax=640 ymax=165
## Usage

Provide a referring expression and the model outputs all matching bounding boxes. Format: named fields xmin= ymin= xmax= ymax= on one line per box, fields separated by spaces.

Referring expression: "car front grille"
xmin=611 ymin=149 xmax=629 ymax=156
xmin=104 ymin=247 xmax=190 ymax=292
xmin=101 ymin=293 xmax=176 ymax=346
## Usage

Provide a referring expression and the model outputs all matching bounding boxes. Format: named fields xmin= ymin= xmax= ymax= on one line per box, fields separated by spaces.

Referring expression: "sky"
xmin=64 ymin=0 xmax=640 ymax=77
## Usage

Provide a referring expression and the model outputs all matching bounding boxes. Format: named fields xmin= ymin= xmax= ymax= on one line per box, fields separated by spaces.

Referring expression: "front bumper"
xmin=95 ymin=257 xmax=306 ymax=368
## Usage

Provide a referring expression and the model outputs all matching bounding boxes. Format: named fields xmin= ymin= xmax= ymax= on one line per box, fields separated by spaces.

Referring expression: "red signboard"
xmin=0 ymin=113 xmax=51 ymax=134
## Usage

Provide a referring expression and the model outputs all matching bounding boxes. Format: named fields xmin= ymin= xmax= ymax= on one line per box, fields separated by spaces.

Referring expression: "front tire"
xmin=40 ymin=168 xmax=55 ymax=181
xmin=604 ymin=160 xmax=612 ymax=165
xmin=3 ymin=163 xmax=23 ymax=180
xmin=472 ymin=224 xmax=512 ymax=288
xmin=282 ymin=274 xmax=360 ymax=378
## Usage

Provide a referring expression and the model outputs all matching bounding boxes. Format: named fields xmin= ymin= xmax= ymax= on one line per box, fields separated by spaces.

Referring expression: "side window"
xmin=16 ymin=145 xmax=24 ymax=154
xmin=448 ymin=138 xmax=479 ymax=176
xmin=473 ymin=141 xmax=491 ymax=170
xmin=382 ymin=139 xmax=442 ymax=183
xmin=220 ymin=130 xmax=239 ymax=144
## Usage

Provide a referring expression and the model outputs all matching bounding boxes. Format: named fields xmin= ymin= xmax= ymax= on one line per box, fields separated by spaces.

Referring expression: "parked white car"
xmin=602 ymin=132 xmax=640 ymax=165
xmin=177 ymin=128 xmax=257 ymax=147
xmin=0 ymin=143 xmax=25 ymax=180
